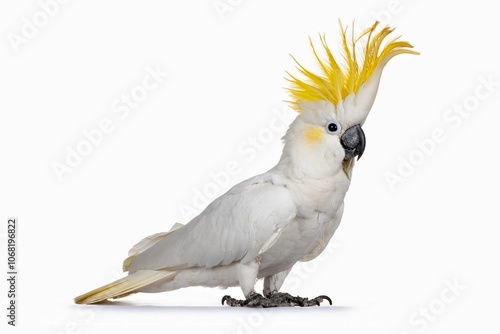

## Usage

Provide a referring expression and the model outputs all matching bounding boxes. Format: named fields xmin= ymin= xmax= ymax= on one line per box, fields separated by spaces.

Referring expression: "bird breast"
xmin=257 ymin=171 xmax=349 ymax=276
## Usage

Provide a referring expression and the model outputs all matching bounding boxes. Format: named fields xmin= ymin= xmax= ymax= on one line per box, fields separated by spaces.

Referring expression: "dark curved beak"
xmin=341 ymin=125 xmax=366 ymax=161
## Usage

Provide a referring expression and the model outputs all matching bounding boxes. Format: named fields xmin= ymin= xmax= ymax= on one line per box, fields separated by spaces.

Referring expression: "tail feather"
xmin=74 ymin=270 xmax=175 ymax=304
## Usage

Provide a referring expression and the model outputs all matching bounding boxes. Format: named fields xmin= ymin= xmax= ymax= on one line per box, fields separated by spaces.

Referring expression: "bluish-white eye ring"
xmin=325 ymin=121 xmax=342 ymax=135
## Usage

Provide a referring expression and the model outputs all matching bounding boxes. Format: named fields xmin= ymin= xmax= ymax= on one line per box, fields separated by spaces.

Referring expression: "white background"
xmin=1 ymin=0 xmax=500 ymax=333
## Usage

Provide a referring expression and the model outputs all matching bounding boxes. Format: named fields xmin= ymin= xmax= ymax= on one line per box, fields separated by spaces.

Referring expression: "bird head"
xmin=281 ymin=21 xmax=418 ymax=179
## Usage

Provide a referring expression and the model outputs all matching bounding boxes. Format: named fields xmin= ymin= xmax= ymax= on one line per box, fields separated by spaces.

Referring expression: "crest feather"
xmin=287 ymin=21 xmax=419 ymax=112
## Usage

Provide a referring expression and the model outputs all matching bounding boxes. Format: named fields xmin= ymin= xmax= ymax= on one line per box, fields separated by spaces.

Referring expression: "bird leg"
xmin=221 ymin=291 xmax=332 ymax=307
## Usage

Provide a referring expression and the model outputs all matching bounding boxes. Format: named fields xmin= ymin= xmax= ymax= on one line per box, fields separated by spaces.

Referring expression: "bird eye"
xmin=325 ymin=121 xmax=341 ymax=135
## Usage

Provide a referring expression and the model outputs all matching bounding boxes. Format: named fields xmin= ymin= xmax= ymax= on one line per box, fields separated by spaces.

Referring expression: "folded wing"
xmin=128 ymin=175 xmax=297 ymax=273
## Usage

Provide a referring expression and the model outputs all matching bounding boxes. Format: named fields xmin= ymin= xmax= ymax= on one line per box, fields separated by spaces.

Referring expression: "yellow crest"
xmin=286 ymin=21 xmax=418 ymax=111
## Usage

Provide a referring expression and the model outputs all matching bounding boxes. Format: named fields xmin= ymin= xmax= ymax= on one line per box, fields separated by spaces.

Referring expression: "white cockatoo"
xmin=75 ymin=21 xmax=417 ymax=307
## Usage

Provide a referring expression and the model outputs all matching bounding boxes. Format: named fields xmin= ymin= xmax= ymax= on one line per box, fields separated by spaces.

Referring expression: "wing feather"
xmin=128 ymin=174 xmax=296 ymax=273
xmin=122 ymin=222 xmax=184 ymax=271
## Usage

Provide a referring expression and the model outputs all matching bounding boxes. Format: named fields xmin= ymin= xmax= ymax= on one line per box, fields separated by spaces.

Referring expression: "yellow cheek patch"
xmin=304 ymin=126 xmax=324 ymax=144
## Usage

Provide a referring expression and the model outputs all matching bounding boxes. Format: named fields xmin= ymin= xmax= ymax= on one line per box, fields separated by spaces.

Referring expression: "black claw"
xmin=317 ymin=295 xmax=333 ymax=305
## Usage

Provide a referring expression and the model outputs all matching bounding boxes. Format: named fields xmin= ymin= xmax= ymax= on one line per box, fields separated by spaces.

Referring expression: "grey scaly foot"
xmin=265 ymin=292 xmax=332 ymax=307
xmin=222 ymin=292 xmax=273 ymax=307
xmin=221 ymin=291 xmax=332 ymax=307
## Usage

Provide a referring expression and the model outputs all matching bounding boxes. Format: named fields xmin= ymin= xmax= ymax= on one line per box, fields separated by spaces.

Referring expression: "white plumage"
xmin=74 ymin=99 xmax=356 ymax=304
xmin=74 ymin=22 xmax=417 ymax=305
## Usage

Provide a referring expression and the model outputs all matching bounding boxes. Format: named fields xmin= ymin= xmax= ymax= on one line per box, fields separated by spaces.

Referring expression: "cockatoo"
xmin=75 ymin=21 xmax=417 ymax=307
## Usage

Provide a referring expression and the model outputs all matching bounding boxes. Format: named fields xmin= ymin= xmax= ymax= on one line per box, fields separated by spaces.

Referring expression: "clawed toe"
xmin=221 ymin=294 xmax=247 ymax=307
xmin=317 ymin=295 xmax=332 ymax=305
xmin=307 ymin=294 xmax=333 ymax=306
xmin=222 ymin=292 xmax=268 ymax=307
xmin=266 ymin=292 xmax=332 ymax=307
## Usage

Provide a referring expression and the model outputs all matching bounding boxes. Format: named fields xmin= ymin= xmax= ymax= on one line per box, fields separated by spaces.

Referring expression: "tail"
xmin=74 ymin=270 xmax=176 ymax=304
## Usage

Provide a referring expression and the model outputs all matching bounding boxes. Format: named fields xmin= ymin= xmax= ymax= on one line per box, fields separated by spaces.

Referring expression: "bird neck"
xmin=271 ymin=151 xmax=351 ymax=215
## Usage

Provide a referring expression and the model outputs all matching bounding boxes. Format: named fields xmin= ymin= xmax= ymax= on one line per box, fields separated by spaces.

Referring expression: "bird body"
xmin=75 ymin=21 xmax=417 ymax=306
